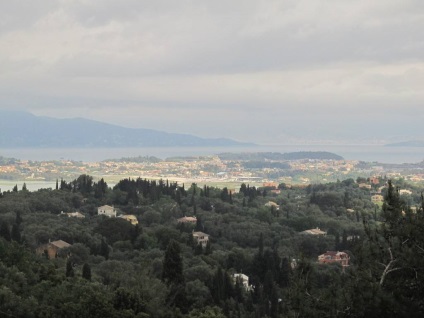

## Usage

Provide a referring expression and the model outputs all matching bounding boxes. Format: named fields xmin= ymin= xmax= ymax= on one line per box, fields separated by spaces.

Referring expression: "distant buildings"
xmin=192 ymin=231 xmax=209 ymax=247
xmin=318 ymin=251 xmax=349 ymax=267
xmin=97 ymin=205 xmax=117 ymax=217
xmin=264 ymin=201 xmax=279 ymax=210
xmin=36 ymin=240 xmax=71 ymax=259
xmin=177 ymin=216 xmax=197 ymax=224
xmin=369 ymin=177 xmax=380 ymax=185
xmin=233 ymin=273 xmax=253 ymax=291
xmin=61 ymin=211 xmax=85 ymax=218
xmin=119 ymin=214 xmax=139 ymax=225
xmin=358 ymin=183 xmax=371 ymax=189
xmin=300 ymin=228 xmax=327 ymax=236
xmin=263 ymin=182 xmax=278 ymax=188
xmin=371 ymin=194 xmax=384 ymax=203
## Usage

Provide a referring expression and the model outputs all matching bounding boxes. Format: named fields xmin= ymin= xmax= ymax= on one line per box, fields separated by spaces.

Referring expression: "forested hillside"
xmin=0 ymin=175 xmax=423 ymax=317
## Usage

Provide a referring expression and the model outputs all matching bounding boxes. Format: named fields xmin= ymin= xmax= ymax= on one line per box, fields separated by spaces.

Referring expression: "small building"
xmin=61 ymin=211 xmax=85 ymax=218
xmin=119 ymin=214 xmax=139 ymax=225
xmin=300 ymin=228 xmax=327 ymax=236
xmin=97 ymin=205 xmax=117 ymax=217
xmin=263 ymin=182 xmax=278 ymax=189
xmin=369 ymin=177 xmax=380 ymax=185
xmin=399 ymin=189 xmax=412 ymax=195
xmin=177 ymin=216 xmax=197 ymax=224
xmin=233 ymin=273 xmax=253 ymax=291
xmin=36 ymin=240 xmax=71 ymax=259
xmin=318 ymin=251 xmax=349 ymax=267
xmin=371 ymin=194 xmax=384 ymax=203
xmin=192 ymin=231 xmax=209 ymax=247
xmin=265 ymin=201 xmax=279 ymax=210
xmin=358 ymin=183 xmax=371 ymax=189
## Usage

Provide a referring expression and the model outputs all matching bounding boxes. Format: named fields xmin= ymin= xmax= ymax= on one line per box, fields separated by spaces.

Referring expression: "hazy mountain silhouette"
xmin=385 ymin=140 xmax=424 ymax=147
xmin=0 ymin=110 xmax=253 ymax=148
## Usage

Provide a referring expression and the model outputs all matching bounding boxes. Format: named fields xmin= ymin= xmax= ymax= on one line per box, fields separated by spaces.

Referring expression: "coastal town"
xmin=1 ymin=153 xmax=424 ymax=190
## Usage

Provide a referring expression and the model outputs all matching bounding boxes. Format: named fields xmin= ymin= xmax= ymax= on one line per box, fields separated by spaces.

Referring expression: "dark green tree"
xmin=11 ymin=223 xmax=21 ymax=243
xmin=99 ymin=238 xmax=109 ymax=260
xmin=162 ymin=240 xmax=188 ymax=312
xmin=205 ymin=240 xmax=212 ymax=255
xmin=113 ymin=287 xmax=146 ymax=315
xmin=347 ymin=180 xmax=424 ymax=317
xmin=162 ymin=239 xmax=184 ymax=285
xmin=15 ymin=211 xmax=23 ymax=225
xmin=0 ymin=221 xmax=11 ymax=241
xmin=82 ymin=263 xmax=92 ymax=281
xmin=66 ymin=259 xmax=74 ymax=277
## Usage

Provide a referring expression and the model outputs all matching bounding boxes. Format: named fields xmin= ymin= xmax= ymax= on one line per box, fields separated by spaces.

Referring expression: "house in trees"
xmin=233 ymin=273 xmax=253 ymax=291
xmin=60 ymin=211 xmax=85 ymax=218
xmin=371 ymin=194 xmax=384 ymax=203
xmin=97 ymin=205 xmax=117 ymax=217
xmin=119 ymin=214 xmax=139 ymax=225
xmin=263 ymin=182 xmax=278 ymax=188
xmin=358 ymin=183 xmax=371 ymax=189
xmin=318 ymin=251 xmax=349 ymax=267
xmin=177 ymin=216 xmax=197 ymax=224
xmin=300 ymin=228 xmax=327 ymax=236
xmin=369 ymin=176 xmax=380 ymax=185
xmin=399 ymin=189 xmax=412 ymax=195
xmin=265 ymin=201 xmax=279 ymax=210
xmin=192 ymin=231 xmax=209 ymax=247
xmin=263 ymin=183 xmax=281 ymax=194
xmin=36 ymin=240 xmax=71 ymax=259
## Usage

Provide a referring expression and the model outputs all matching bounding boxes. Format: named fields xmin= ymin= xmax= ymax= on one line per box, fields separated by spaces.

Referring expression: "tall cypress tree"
xmin=162 ymin=240 xmax=184 ymax=285
xmin=66 ymin=259 xmax=74 ymax=277
xmin=11 ymin=223 xmax=21 ymax=243
xmin=82 ymin=263 xmax=92 ymax=281
xmin=99 ymin=238 xmax=109 ymax=260
xmin=0 ymin=221 xmax=11 ymax=241
xmin=162 ymin=240 xmax=188 ymax=312
xmin=15 ymin=211 xmax=23 ymax=226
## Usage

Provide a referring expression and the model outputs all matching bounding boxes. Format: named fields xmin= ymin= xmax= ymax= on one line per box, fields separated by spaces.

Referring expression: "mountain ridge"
xmin=385 ymin=140 xmax=424 ymax=147
xmin=0 ymin=110 xmax=253 ymax=148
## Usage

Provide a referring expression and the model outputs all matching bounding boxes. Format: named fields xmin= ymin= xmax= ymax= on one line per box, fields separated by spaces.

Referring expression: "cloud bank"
xmin=1 ymin=0 xmax=423 ymax=143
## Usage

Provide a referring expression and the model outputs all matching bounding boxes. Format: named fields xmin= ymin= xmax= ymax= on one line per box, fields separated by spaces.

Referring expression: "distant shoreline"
xmin=384 ymin=141 xmax=424 ymax=147
xmin=2 ymin=144 xmax=424 ymax=164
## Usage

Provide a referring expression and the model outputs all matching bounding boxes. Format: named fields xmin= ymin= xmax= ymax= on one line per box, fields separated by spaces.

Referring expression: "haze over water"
xmin=1 ymin=145 xmax=424 ymax=164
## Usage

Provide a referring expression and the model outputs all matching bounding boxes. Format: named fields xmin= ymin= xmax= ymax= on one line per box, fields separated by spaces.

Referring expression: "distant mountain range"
xmin=0 ymin=110 xmax=253 ymax=148
xmin=385 ymin=140 xmax=424 ymax=147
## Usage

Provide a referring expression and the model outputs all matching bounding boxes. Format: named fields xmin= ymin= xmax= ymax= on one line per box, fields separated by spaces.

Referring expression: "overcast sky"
xmin=1 ymin=0 xmax=423 ymax=144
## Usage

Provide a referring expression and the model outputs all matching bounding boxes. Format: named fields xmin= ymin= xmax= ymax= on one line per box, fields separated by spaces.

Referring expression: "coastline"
xmin=1 ymin=144 xmax=424 ymax=163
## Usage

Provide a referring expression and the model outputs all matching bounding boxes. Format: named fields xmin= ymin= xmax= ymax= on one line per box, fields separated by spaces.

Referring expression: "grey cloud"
xmin=0 ymin=0 xmax=423 ymax=144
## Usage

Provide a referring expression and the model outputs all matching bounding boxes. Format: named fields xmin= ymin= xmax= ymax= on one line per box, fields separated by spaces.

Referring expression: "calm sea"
xmin=1 ymin=145 xmax=423 ymax=164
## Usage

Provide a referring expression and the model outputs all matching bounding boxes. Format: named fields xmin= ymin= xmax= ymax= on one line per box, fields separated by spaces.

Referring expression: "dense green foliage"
xmin=0 ymin=175 xmax=423 ymax=317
